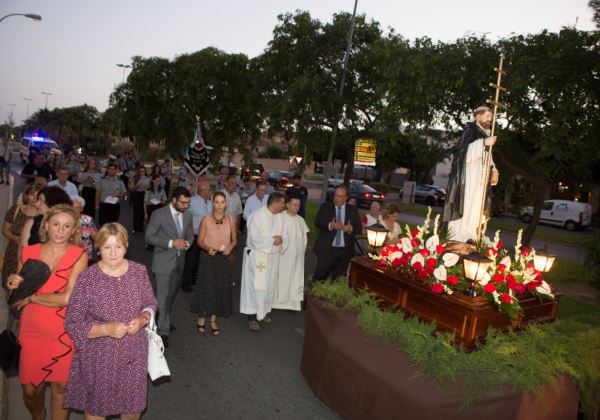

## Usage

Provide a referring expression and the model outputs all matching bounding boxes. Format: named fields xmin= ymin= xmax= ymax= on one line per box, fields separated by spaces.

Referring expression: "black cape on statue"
xmin=442 ymin=122 xmax=489 ymax=224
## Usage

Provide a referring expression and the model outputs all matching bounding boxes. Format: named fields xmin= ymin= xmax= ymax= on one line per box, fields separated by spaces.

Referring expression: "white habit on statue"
xmin=448 ymin=138 xmax=494 ymax=243
xmin=273 ymin=212 xmax=309 ymax=311
xmin=240 ymin=207 xmax=289 ymax=320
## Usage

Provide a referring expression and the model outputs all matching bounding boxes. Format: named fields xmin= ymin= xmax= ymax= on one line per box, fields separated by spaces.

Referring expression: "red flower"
xmin=425 ymin=266 xmax=435 ymax=275
xmin=526 ymin=262 xmax=535 ymax=269
xmin=497 ymin=241 xmax=504 ymax=248
xmin=411 ymin=239 xmax=419 ymax=247
xmin=381 ymin=248 xmax=389 ymax=257
xmin=411 ymin=228 xmax=419 ymax=238
xmin=419 ymin=248 xmax=430 ymax=257
xmin=418 ymin=269 xmax=428 ymax=278
xmin=379 ymin=259 xmax=388 ymax=267
xmin=392 ymin=258 xmax=402 ymax=268
xmin=498 ymin=263 xmax=506 ymax=273
xmin=493 ymin=273 xmax=505 ymax=283
xmin=521 ymin=246 xmax=530 ymax=257
xmin=426 ymin=257 xmax=437 ymax=268
xmin=413 ymin=261 xmax=423 ymax=271
xmin=486 ymin=248 xmax=497 ymax=257
xmin=404 ymin=252 xmax=413 ymax=261
xmin=431 ymin=282 xmax=445 ymax=294
xmin=483 ymin=283 xmax=496 ymax=294
xmin=389 ymin=245 xmax=400 ymax=253
xmin=446 ymin=275 xmax=458 ymax=286
xmin=515 ymin=284 xmax=525 ymax=294
xmin=526 ymin=281 xmax=537 ymax=291
xmin=501 ymin=292 xmax=513 ymax=304
xmin=436 ymin=245 xmax=446 ymax=255
xmin=506 ymin=274 xmax=517 ymax=290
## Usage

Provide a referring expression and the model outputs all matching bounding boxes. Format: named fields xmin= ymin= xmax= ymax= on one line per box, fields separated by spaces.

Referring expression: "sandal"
xmin=210 ymin=321 xmax=220 ymax=336
xmin=196 ymin=319 xmax=206 ymax=335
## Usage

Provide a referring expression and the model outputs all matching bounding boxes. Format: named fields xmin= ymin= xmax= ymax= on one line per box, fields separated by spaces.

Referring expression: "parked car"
xmin=414 ymin=185 xmax=446 ymax=206
xmin=267 ymin=170 xmax=294 ymax=190
xmin=326 ymin=183 xmax=384 ymax=208
xmin=327 ymin=174 xmax=364 ymax=187
xmin=20 ymin=136 xmax=60 ymax=163
xmin=241 ymin=163 xmax=265 ymax=181
xmin=519 ymin=199 xmax=592 ymax=231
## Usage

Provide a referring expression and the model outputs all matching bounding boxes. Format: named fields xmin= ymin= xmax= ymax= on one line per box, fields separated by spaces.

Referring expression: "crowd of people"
xmin=1 ymin=148 xmax=405 ymax=419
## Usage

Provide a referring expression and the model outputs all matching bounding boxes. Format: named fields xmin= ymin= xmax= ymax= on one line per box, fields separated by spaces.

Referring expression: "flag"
xmin=183 ymin=122 xmax=211 ymax=177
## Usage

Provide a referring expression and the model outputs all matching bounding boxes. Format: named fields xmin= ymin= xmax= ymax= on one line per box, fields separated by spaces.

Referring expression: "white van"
xmin=20 ymin=136 xmax=60 ymax=163
xmin=520 ymin=199 xmax=593 ymax=231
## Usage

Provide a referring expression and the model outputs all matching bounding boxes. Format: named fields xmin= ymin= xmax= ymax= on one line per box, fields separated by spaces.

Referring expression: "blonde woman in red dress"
xmin=7 ymin=203 xmax=88 ymax=420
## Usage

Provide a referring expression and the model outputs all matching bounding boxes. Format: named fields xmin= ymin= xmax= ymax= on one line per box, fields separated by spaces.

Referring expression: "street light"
xmin=116 ymin=63 xmax=132 ymax=84
xmin=41 ymin=92 xmax=53 ymax=109
xmin=0 ymin=13 xmax=42 ymax=24
xmin=365 ymin=223 xmax=389 ymax=253
xmin=23 ymin=98 xmax=32 ymax=135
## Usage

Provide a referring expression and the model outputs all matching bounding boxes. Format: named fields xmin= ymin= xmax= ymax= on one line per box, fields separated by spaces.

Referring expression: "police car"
xmin=20 ymin=136 xmax=60 ymax=163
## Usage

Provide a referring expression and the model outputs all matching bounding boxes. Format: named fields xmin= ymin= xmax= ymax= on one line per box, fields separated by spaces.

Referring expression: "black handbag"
xmin=8 ymin=259 xmax=51 ymax=305
xmin=0 ymin=327 xmax=20 ymax=374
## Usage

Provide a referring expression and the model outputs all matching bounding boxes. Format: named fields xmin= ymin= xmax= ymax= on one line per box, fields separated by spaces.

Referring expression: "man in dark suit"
xmin=313 ymin=185 xmax=363 ymax=281
xmin=145 ymin=186 xmax=194 ymax=347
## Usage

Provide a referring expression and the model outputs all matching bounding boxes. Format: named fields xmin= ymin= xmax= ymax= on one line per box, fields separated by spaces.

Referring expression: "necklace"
xmin=213 ymin=213 xmax=225 ymax=225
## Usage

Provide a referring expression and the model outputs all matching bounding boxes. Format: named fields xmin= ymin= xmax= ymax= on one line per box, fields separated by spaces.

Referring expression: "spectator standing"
xmin=259 ymin=171 xmax=275 ymax=194
xmin=77 ymin=158 xmax=103 ymax=220
xmin=1 ymin=185 xmax=38 ymax=287
xmin=72 ymin=196 xmax=98 ymax=262
xmin=129 ymin=165 xmax=150 ymax=234
xmin=64 ymin=223 xmax=157 ymax=419
xmin=21 ymin=153 xmax=55 ymax=184
xmin=95 ymin=163 xmax=127 ymax=227
xmin=192 ymin=191 xmax=237 ymax=336
xmin=221 ymin=175 xmax=243 ymax=227
xmin=238 ymin=175 xmax=255 ymax=206
xmin=144 ymin=174 xmax=168 ymax=223
xmin=20 ymin=186 xmax=72 ymax=247
xmin=312 ymin=185 xmax=362 ymax=281
xmin=161 ymin=159 xmax=172 ymax=194
xmin=382 ymin=204 xmax=402 ymax=245
xmin=362 ymin=202 xmax=383 ymax=228
xmin=242 ymin=182 xmax=269 ymax=221
xmin=48 ymin=167 xmax=79 ymax=199
xmin=285 ymin=173 xmax=309 ymax=218
xmin=181 ymin=180 xmax=212 ymax=293
xmin=0 ymin=138 xmax=10 ymax=185
xmin=145 ymin=187 xmax=194 ymax=347
xmin=6 ymin=204 xmax=88 ymax=420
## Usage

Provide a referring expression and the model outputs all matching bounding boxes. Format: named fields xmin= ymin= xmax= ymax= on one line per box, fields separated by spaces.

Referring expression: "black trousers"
xmin=81 ymin=186 xmax=96 ymax=219
xmin=181 ymin=235 xmax=200 ymax=287
xmin=98 ymin=202 xmax=120 ymax=227
xmin=131 ymin=191 xmax=145 ymax=232
xmin=313 ymin=246 xmax=354 ymax=281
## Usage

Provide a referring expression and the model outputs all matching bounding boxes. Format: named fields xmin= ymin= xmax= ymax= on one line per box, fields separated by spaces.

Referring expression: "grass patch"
xmin=544 ymin=259 xmax=594 ymax=288
xmin=488 ymin=219 xmax=589 ymax=247
xmin=305 ymin=174 xmax=324 ymax=181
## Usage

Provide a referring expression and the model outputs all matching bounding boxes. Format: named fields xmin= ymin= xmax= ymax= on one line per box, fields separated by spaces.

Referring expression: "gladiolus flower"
xmin=484 ymin=283 xmax=497 ymax=294
xmin=446 ymin=275 xmax=458 ymax=286
xmin=501 ymin=292 xmax=513 ymax=304
xmin=431 ymin=282 xmax=445 ymax=294
xmin=493 ymin=273 xmax=505 ymax=283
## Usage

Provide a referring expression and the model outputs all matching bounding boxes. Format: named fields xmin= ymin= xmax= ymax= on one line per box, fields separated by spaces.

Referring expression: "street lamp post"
xmin=23 ymin=98 xmax=32 ymax=135
xmin=0 ymin=13 xmax=42 ymax=24
xmin=41 ymin=92 xmax=53 ymax=109
xmin=116 ymin=63 xmax=132 ymax=84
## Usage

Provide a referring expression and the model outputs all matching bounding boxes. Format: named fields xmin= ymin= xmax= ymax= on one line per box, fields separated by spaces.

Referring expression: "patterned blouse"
xmin=80 ymin=214 xmax=98 ymax=259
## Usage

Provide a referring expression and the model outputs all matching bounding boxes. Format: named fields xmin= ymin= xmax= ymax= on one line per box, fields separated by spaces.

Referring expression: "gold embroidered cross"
xmin=256 ymin=262 xmax=266 ymax=272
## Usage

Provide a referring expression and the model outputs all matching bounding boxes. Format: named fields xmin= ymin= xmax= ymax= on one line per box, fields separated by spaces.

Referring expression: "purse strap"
xmin=12 ymin=205 xmax=20 ymax=223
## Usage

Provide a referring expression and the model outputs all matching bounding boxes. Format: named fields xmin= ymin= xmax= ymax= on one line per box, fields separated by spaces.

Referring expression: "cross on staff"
xmin=476 ymin=55 xmax=506 ymax=243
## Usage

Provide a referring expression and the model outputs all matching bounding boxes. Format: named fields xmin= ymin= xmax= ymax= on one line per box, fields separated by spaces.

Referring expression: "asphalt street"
xmin=6 ymin=176 xmax=337 ymax=420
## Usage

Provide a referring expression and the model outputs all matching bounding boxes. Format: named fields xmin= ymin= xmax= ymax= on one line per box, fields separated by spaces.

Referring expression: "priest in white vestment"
xmin=443 ymin=106 xmax=499 ymax=243
xmin=240 ymin=192 xmax=289 ymax=331
xmin=273 ymin=197 xmax=309 ymax=311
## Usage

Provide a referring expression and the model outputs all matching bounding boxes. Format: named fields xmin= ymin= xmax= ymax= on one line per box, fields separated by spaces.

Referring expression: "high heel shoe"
xmin=210 ymin=321 xmax=220 ymax=336
xmin=196 ymin=320 xmax=206 ymax=335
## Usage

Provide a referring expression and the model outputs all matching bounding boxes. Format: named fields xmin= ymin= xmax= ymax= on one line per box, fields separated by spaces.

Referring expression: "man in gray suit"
xmin=145 ymin=186 xmax=194 ymax=347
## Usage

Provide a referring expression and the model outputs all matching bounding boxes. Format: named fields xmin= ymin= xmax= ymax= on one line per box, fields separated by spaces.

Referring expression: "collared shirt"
xmin=97 ymin=176 xmax=127 ymax=202
xmin=144 ymin=188 xmax=167 ymax=205
xmin=48 ymin=179 xmax=79 ymax=198
xmin=168 ymin=203 xmax=189 ymax=250
xmin=243 ymin=193 xmax=269 ymax=221
xmin=330 ymin=204 xmax=346 ymax=247
xmin=222 ymin=189 xmax=243 ymax=218
xmin=189 ymin=195 xmax=212 ymax=235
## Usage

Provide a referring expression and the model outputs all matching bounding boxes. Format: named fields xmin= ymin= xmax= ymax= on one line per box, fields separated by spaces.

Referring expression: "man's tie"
xmin=335 ymin=206 xmax=343 ymax=247
xmin=175 ymin=212 xmax=182 ymax=237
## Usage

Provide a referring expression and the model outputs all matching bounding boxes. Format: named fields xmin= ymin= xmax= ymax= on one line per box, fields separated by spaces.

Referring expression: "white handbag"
xmin=145 ymin=310 xmax=170 ymax=381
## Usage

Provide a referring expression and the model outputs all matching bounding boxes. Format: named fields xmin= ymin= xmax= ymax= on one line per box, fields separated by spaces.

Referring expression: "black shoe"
xmin=160 ymin=335 xmax=169 ymax=348
xmin=181 ymin=285 xmax=193 ymax=293
xmin=170 ymin=324 xmax=176 ymax=332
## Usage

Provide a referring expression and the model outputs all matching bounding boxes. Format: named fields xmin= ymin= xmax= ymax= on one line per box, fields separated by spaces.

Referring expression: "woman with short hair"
xmin=72 ymin=195 xmax=98 ymax=262
xmin=64 ymin=222 xmax=157 ymax=420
